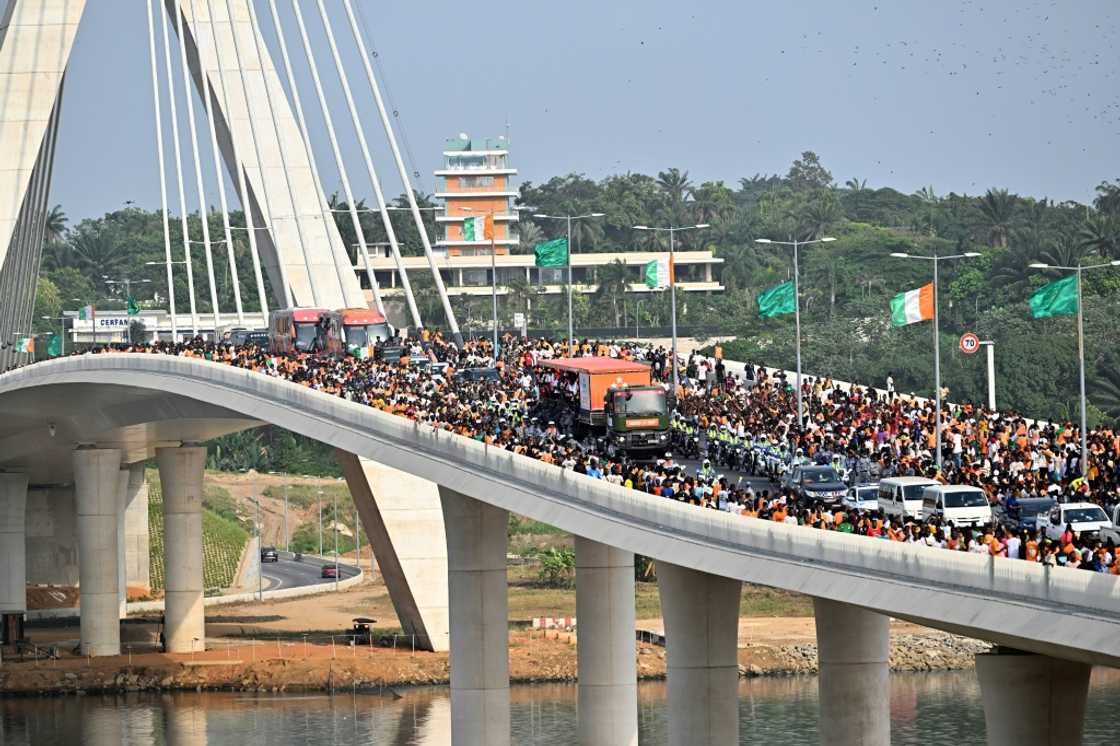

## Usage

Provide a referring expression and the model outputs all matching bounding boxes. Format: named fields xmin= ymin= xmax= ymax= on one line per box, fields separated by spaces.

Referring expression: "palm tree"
xmin=68 ymin=226 xmax=127 ymax=286
xmin=1078 ymin=213 xmax=1120 ymax=260
xmin=845 ymin=177 xmax=868 ymax=192
xmin=1037 ymin=236 xmax=1093 ymax=274
xmin=656 ymin=168 xmax=692 ymax=204
xmin=593 ymin=259 xmax=632 ymax=327
xmin=45 ymin=204 xmax=67 ymax=242
xmin=1093 ymin=180 xmax=1120 ymax=216
xmin=517 ymin=221 xmax=543 ymax=252
xmin=1092 ymin=359 xmax=1120 ymax=423
xmin=976 ymin=188 xmax=1017 ymax=248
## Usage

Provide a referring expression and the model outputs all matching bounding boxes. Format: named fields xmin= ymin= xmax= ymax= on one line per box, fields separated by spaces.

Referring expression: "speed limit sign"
xmin=959 ymin=332 xmax=980 ymax=354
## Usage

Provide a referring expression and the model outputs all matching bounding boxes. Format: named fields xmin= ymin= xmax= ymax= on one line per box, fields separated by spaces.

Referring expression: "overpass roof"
xmin=538 ymin=357 xmax=650 ymax=375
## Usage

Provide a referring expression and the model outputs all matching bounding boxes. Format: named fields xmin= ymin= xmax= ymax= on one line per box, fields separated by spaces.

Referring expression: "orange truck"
xmin=537 ymin=357 xmax=671 ymax=455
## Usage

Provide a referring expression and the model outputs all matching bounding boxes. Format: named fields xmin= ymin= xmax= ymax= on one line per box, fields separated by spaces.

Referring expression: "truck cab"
xmin=604 ymin=384 xmax=671 ymax=453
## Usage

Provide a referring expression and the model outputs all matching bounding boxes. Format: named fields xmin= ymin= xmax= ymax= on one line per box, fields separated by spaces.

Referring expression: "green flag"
xmin=533 ymin=237 xmax=568 ymax=268
xmin=757 ymin=280 xmax=796 ymax=318
xmin=47 ymin=333 xmax=62 ymax=357
xmin=127 ymin=297 xmax=140 ymax=316
xmin=1028 ymin=274 xmax=1078 ymax=319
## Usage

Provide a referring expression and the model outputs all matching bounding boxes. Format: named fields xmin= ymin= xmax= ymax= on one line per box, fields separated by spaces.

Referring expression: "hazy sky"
xmin=31 ymin=0 xmax=1120 ymax=222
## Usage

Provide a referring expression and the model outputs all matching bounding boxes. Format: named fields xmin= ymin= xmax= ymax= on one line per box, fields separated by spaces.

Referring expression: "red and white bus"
xmin=268 ymin=308 xmax=343 ymax=355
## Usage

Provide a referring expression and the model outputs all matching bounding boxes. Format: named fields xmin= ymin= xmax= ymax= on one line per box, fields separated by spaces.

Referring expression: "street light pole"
xmin=1029 ymin=259 xmax=1120 ymax=476
xmin=333 ymin=489 xmax=339 ymax=592
xmin=533 ymin=212 xmax=604 ymax=353
xmin=980 ymin=341 xmax=996 ymax=410
xmin=755 ymin=236 xmax=837 ymax=427
xmin=634 ymin=223 xmax=711 ymax=393
xmin=256 ymin=493 xmax=262 ymax=602
xmin=890 ymin=250 xmax=981 ymax=470
xmin=317 ymin=489 xmax=323 ymax=557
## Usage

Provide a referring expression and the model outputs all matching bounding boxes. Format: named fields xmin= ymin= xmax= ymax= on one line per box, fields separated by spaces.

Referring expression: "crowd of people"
xmin=24 ymin=330 xmax=1120 ymax=574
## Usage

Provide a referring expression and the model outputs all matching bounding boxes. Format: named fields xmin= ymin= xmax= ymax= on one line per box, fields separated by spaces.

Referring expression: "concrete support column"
xmin=438 ymin=487 xmax=509 ymax=746
xmin=73 ymin=447 xmax=123 ymax=656
xmin=158 ymin=446 xmax=206 ymax=653
xmin=574 ymin=536 xmax=638 ymax=746
xmin=115 ymin=468 xmax=130 ymax=618
xmin=1 ymin=473 xmax=29 ymax=642
xmin=123 ymin=463 xmax=151 ymax=597
xmin=657 ymin=561 xmax=741 ymax=746
xmin=813 ymin=598 xmax=891 ymax=746
xmin=976 ymin=649 xmax=1092 ymax=745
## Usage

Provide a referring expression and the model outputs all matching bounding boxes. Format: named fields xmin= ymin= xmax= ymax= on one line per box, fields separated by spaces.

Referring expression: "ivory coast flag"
xmin=643 ymin=255 xmax=674 ymax=289
xmin=15 ymin=336 xmax=34 ymax=354
xmin=463 ymin=215 xmax=494 ymax=241
xmin=889 ymin=283 xmax=934 ymax=326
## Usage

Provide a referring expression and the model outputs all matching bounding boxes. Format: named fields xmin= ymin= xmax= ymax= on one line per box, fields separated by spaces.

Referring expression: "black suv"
xmin=784 ymin=465 xmax=848 ymax=505
xmin=260 ymin=546 xmax=279 ymax=563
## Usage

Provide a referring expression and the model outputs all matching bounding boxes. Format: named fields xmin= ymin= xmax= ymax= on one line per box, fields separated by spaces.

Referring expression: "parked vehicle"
xmin=878 ymin=476 xmax=939 ymax=520
xmin=842 ymin=483 xmax=880 ymax=513
xmin=993 ymin=497 xmax=1056 ymax=531
xmin=920 ymin=485 xmax=993 ymax=527
xmin=321 ymin=564 xmax=339 ymax=579
xmin=1042 ymin=502 xmax=1114 ymax=541
xmin=784 ymin=465 xmax=847 ymax=504
xmin=260 ymin=546 xmax=279 ymax=563
xmin=228 ymin=328 xmax=269 ymax=348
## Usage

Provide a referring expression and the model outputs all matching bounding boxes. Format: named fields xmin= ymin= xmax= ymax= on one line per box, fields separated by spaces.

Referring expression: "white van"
xmin=878 ymin=477 xmax=938 ymax=520
xmin=920 ymin=485 xmax=993 ymax=527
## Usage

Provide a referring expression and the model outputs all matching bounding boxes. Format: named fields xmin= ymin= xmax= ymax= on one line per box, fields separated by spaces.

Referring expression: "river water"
xmin=3 ymin=670 xmax=1118 ymax=744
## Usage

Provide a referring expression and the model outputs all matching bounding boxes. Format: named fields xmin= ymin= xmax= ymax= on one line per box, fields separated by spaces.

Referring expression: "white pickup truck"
xmin=1102 ymin=505 xmax=1120 ymax=545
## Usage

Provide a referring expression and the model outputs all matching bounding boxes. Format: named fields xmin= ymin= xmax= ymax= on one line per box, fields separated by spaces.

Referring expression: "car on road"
xmin=453 ymin=367 xmax=501 ymax=383
xmin=321 ymin=564 xmax=339 ymax=579
xmin=920 ymin=485 xmax=993 ymax=528
xmin=260 ymin=546 xmax=279 ymax=563
xmin=993 ymin=497 xmax=1056 ymax=532
xmin=842 ymin=483 xmax=879 ymax=513
xmin=878 ymin=476 xmax=938 ymax=520
xmin=1042 ymin=502 xmax=1113 ymax=541
xmin=784 ymin=465 xmax=848 ymax=504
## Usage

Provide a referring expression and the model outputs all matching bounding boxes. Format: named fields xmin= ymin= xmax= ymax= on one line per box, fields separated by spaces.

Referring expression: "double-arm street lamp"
xmin=889 ymin=250 xmax=981 ymax=469
xmin=1029 ymin=259 xmax=1120 ymax=476
xmin=632 ymin=223 xmax=710 ymax=393
xmin=532 ymin=212 xmax=604 ymax=350
xmin=755 ymin=236 xmax=836 ymax=427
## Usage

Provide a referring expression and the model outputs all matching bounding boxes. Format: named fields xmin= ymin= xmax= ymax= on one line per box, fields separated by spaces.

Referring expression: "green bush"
xmin=536 ymin=546 xmax=576 ymax=588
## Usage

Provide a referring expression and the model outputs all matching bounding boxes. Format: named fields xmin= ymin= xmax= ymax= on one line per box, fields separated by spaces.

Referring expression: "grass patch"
xmin=148 ymin=471 xmax=250 ymax=593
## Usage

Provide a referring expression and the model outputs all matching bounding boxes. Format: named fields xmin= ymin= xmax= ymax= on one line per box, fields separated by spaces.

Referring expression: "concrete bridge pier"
xmin=574 ymin=537 xmax=638 ymax=746
xmin=73 ymin=447 xmax=123 ymax=656
xmin=813 ymin=598 xmax=891 ymax=746
xmin=439 ymin=487 xmax=510 ymax=746
xmin=123 ymin=464 xmax=151 ymax=598
xmin=976 ymin=649 xmax=1092 ymax=745
xmin=0 ymin=472 xmax=29 ymax=641
xmin=158 ymin=445 xmax=207 ymax=653
xmin=657 ymin=561 xmax=741 ymax=746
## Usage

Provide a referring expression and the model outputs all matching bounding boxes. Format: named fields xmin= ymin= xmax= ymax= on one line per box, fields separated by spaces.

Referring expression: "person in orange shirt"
xmin=1024 ymin=534 xmax=1040 ymax=562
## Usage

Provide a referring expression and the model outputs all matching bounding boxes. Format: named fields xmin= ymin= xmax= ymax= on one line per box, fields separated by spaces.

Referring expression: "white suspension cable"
xmin=159 ymin=0 xmax=200 ymax=335
xmin=189 ymin=0 xmax=244 ymax=325
xmin=289 ymin=0 xmax=382 ymax=316
xmin=244 ymin=0 xmax=321 ymax=307
xmin=266 ymin=0 xmax=351 ymax=306
xmin=315 ymin=0 xmax=421 ymax=328
xmin=221 ymin=0 xmax=291 ymax=306
xmin=341 ymin=0 xmax=461 ymax=342
xmin=203 ymin=0 xmax=269 ymax=317
xmin=146 ymin=0 xmax=178 ymax=341
xmin=172 ymin=0 xmax=222 ymax=333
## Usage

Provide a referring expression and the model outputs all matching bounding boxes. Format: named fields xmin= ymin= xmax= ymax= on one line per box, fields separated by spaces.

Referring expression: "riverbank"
xmin=3 ymin=570 xmax=990 ymax=696
xmin=0 ymin=623 xmax=988 ymax=696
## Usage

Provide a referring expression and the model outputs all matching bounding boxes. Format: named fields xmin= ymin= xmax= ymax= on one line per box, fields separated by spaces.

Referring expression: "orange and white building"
xmin=434 ymin=134 xmax=518 ymax=257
